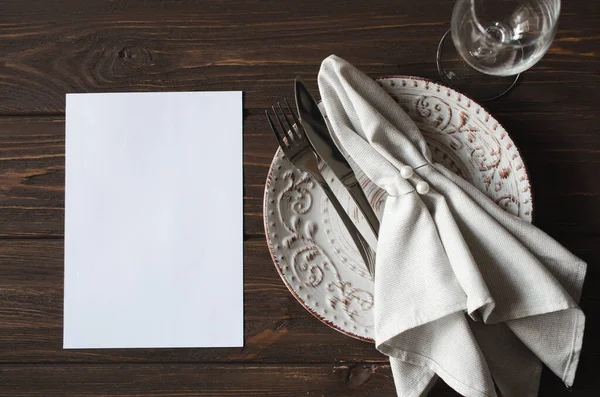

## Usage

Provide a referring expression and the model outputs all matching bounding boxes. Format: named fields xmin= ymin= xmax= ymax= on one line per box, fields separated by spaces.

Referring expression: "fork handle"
xmin=316 ymin=178 xmax=376 ymax=278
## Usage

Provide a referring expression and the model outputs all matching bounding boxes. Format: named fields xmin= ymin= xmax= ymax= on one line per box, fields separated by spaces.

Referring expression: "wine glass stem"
xmin=436 ymin=29 xmax=521 ymax=102
xmin=470 ymin=23 xmax=510 ymax=62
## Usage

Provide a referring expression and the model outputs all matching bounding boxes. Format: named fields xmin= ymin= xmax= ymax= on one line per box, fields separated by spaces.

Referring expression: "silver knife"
xmin=294 ymin=77 xmax=380 ymax=244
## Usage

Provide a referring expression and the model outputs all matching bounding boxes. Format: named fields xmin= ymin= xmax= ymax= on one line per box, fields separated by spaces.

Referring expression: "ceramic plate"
xmin=263 ymin=76 xmax=533 ymax=342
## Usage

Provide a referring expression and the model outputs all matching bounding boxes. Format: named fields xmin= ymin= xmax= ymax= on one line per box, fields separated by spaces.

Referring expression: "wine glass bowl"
xmin=437 ymin=0 xmax=561 ymax=100
xmin=452 ymin=0 xmax=560 ymax=76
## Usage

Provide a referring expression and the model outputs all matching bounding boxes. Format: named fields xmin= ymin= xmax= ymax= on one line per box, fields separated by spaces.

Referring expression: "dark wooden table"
xmin=0 ymin=0 xmax=598 ymax=395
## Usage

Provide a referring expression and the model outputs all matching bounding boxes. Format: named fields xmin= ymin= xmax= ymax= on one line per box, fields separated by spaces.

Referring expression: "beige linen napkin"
xmin=318 ymin=55 xmax=586 ymax=397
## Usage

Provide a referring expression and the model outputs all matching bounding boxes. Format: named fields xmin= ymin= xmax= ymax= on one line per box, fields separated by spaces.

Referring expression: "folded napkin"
xmin=318 ymin=55 xmax=586 ymax=397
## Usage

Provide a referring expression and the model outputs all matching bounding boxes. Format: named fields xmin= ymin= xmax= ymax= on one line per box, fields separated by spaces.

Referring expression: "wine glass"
xmin=436 ymin=0 xmax=561 ymax=101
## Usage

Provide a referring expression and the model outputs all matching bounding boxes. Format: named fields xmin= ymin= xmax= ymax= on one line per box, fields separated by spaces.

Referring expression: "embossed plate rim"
xmin=263 ymin=75 xmax=533 ymax=343
xmin=376 ymin=74 xmax=534 ymax=219
xmin=263 ymin=152 xmax=374 ymax=342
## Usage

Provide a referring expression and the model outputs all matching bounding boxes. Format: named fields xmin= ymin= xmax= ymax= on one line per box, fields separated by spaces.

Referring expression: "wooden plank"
xmin=0 ymin=363 xmax=598 ymax=396
xmin=0 ymin=113 xmax=599 ymax=237
xmin=0 ymin=236 xmax=598 ymax=365
xmin=0 ymin=1 xmax=598 ymax=114
xmin=0 ymin=363 xmax=428 ymax=397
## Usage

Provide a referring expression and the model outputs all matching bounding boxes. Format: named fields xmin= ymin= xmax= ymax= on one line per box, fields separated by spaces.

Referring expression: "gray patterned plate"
xmin=263 ymin=76 xmax=533 ymax=341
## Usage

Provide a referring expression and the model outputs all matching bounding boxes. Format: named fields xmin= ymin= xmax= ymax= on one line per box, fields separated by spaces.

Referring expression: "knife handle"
xmin=346 ymin=181 xmax=380 ymax=240
xmin=316 ymin=178 xmax=376 ymax=278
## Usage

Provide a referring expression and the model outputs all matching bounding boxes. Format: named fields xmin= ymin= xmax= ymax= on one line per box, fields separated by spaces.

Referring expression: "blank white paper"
xmin=64 ymin=91 xmax=243 ymax=349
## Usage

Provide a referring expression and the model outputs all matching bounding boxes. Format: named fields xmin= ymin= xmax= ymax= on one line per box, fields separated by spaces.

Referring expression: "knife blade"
xmin=294 ymin=77 xmax=380 ymax=244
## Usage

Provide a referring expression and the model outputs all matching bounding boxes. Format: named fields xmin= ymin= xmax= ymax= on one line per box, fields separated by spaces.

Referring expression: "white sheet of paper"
xmin=64 ymin=91 xmax=243 ymax=349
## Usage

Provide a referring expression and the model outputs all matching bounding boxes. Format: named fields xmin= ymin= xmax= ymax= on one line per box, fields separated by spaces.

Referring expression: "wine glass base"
xmin=436 ymin=30 xmax=520 ymax=102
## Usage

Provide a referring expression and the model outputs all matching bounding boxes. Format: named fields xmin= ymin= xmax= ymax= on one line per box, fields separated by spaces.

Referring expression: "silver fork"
xmin=266 ymin=100 xmax=376 ymax=278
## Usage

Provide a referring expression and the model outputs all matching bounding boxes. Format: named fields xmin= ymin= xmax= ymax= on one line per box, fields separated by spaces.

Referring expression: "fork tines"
xmin=266 ymin=99 xmax=303 ymax=149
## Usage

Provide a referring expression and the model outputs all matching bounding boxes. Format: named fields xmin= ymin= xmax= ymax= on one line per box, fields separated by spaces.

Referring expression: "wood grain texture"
xmin=0 ymin=113 xmax=598 ymax=237
xmin=0 ymin=363 xmax=401 ymax=396
xmin=0 ymin=0 xmax=599 ymax=395
xmin=0 ymin=1 xmax=598 ymax=114
xmin=0 ymin=365 xmax=598 ymax=397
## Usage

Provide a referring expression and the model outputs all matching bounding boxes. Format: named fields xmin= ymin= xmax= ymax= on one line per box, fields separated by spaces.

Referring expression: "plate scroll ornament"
xmin=264 ymin=76 xmax=532 ymax=341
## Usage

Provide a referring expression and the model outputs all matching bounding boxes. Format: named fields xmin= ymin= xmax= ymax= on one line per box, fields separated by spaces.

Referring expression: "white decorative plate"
xmin=263 ymin=76 xmax=533 ymax=342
